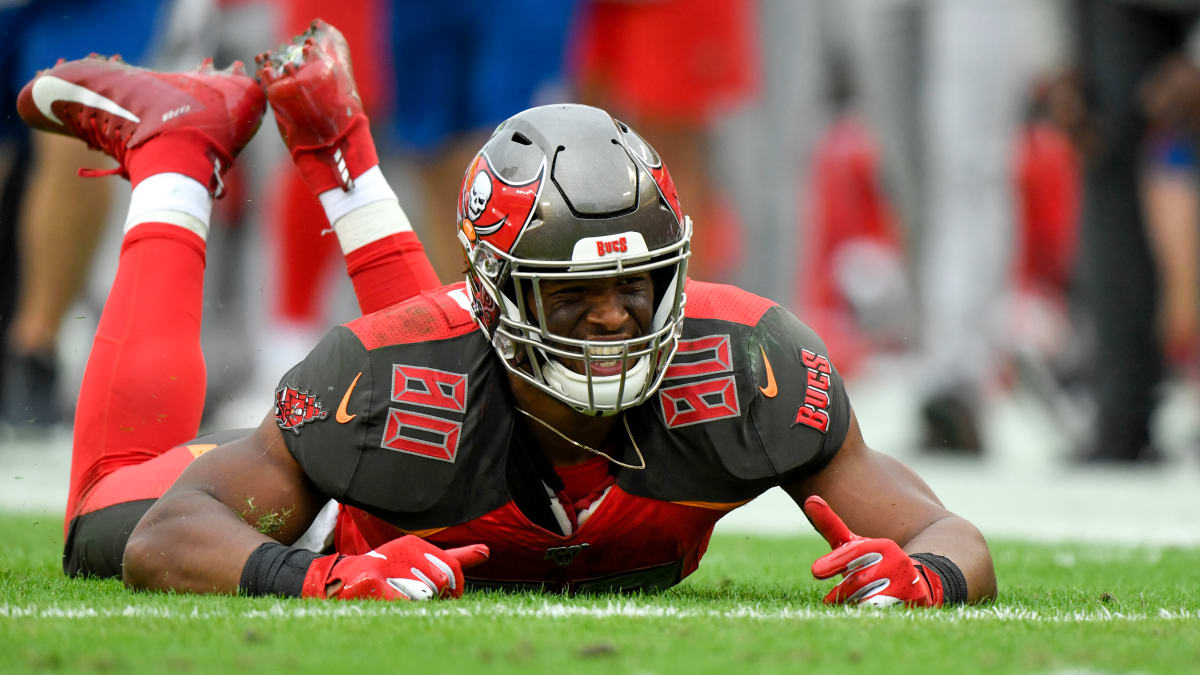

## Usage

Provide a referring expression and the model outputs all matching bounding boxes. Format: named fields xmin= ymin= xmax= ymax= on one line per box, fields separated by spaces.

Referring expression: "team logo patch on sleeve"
xmin=274 ymin=385 xmax=329 ymax=434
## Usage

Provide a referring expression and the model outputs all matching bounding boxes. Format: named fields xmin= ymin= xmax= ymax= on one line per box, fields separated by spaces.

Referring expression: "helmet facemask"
xmin=464 ymin=222 xmax=691 ymax=415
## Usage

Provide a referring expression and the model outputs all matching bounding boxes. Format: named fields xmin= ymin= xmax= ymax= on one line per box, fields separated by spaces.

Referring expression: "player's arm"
xmin=124 ymin=413 xmax=489 ymax=600
xmin=123 ymin=414 xmax=326 ymax=594
xmin=783 ymin=410 xmax=997 ymax=605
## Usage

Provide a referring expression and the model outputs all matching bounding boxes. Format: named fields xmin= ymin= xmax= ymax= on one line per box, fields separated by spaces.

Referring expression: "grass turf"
xmin=1 ymin=511 xmax=1198 ymax=674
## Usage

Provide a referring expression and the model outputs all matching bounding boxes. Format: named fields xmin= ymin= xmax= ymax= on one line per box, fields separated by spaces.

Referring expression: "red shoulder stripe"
xmin=683 ymin=279 xmax=775 ymax=326
xmin=346 ymin=282 xmax=478 ymax=350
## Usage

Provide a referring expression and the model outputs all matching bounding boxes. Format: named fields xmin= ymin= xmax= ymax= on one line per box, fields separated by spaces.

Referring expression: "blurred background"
xmin=1 ymin=0 xmax=1197 ymax=544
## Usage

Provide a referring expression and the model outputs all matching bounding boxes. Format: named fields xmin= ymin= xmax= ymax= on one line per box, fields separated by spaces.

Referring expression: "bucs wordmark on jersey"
xmin=276 ymin=279 xmax=850 ymax=593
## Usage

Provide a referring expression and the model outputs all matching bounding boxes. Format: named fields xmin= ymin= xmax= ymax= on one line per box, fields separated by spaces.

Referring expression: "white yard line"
xmin=1 ymin=601 xmax=1197 ymax=622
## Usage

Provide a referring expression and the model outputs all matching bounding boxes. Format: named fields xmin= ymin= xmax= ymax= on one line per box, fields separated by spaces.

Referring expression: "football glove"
xmin=803 ymin=495 xmax=944 ymax=607
xmin=302 ymin=535 xmax=489 ymax=601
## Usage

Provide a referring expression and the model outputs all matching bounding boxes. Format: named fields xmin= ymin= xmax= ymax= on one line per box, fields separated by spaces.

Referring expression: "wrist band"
xmin=239 ymin=542 xmax=322 ymax=597
xmin=910 ymin=552 xmax=968 ymax=605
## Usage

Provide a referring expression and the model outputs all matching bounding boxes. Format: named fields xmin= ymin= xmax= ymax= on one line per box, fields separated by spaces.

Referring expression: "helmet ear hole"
xmin=649 ymin=266 xmax=674 ymax=307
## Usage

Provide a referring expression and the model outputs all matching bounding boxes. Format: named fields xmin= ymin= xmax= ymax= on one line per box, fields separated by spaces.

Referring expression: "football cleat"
xmin=16 ymin=55 xmax=266 ymax=196
xmin=256 ymin=19 xmax=375 ymax=192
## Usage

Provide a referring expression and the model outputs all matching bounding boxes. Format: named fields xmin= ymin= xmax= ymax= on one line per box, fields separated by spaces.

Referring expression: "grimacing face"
xmin=526 ymin=271 xmax=655 ymax=377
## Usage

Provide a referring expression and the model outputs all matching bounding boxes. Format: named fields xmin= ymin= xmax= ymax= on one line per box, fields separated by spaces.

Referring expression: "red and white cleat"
xmin=256 ymin=19 xmax=377 ymax=193
xmin=16 ymin=55 xmax=266 ymax=196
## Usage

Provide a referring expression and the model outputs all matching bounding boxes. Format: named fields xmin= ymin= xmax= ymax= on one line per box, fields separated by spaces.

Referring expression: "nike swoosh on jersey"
xmin=336 ymin=371 xmax=362 ymax=423
xmin=758 ymin=346 xmax=778 ymax=398
xmin=32 ymin=75 xmax=141 ymax=126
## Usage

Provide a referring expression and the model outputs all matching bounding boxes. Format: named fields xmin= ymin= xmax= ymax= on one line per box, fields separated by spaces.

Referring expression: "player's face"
xmin=531 ymin=272 xmax=655 ymax=376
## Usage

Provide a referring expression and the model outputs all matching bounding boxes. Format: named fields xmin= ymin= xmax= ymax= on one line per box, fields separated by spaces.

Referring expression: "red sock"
xmin=126 ymin=131 xmax=222 ymax=192
xmin=67 ymin=224 xmax=208 ymax=527
xmin=344 ymin=232 xmax=442 ymax=314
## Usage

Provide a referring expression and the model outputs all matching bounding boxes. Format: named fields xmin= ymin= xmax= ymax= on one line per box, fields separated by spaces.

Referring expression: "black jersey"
xmin=275 ymin=279 xmax=851 ymax=592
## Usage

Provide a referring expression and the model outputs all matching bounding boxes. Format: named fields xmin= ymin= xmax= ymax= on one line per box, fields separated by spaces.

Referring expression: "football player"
xmin=21 ymin=21 xmax=994 ymax=606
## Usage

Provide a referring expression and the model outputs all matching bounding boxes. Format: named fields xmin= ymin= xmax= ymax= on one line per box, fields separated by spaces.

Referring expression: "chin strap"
xmin=513 ymin=407 xmax=646 ymax=470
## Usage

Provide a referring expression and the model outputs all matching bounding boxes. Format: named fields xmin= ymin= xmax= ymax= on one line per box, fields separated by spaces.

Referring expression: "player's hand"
xmin=803 ymin=496 xmax=943 ymax=607
xmin=302 ymin=535 xmax=489 ymax=601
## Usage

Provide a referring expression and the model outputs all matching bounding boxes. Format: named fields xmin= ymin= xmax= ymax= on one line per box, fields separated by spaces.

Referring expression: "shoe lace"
xmin=66 ymin=112 xmax=130 ymax=178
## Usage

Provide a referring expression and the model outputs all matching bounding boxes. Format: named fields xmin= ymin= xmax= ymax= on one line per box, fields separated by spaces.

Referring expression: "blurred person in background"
xmin=1142 ymin=130 xmax=1200 ymax=380
xmin=571 ymin=0 xmax=758 ymax=285
xmin=380 ymin=0 xmax=578 ymax=282
xmin=1052 ymin=0 xmax=1200 ymax=463
xmin=844 ymin=0 xmax=1063 ymax=454
xmin=572 ymin=0 xmax=836 ymax=312
xmin=1134 ymin=37 xmax=1200 ymax=389
xmin=718 ymin=0 xmax=835 ymax=310
xmin=0 ymin=0 xmax=209 ymax=433
xmin=794 ymin=54 xmax=916 ymax=379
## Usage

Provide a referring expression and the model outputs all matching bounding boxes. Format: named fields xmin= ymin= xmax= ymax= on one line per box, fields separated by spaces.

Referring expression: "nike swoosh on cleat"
xmin=336 ymin=371 xmax=362 ymax=423
xmin=758 ymin=346 xmax=778 ymax=398
xmin=32 ymin=75 xmax=141 ymax=126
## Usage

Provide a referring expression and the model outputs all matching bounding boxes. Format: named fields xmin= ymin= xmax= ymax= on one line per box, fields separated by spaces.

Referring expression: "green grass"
xmin=2 ymin=512 xmax=1198 ymax=674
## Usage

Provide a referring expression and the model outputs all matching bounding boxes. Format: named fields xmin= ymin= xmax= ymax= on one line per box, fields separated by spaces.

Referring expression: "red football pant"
xmin=67 ymin=224 xmax=208 ymax=530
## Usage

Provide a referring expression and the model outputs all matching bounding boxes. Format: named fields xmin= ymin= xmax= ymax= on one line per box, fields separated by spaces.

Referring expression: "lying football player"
xmin=19 ymin=20 xmax=995 ymax=606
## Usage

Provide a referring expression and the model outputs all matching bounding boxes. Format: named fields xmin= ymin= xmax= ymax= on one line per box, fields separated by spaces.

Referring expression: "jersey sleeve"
xmin=273 ymin=325 xmax=373 ymax=500
xmin=749 ymin=305 xmax=852 ymax=481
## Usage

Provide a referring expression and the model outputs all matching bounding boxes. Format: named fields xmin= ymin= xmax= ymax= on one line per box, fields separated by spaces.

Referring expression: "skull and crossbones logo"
xmin=467 ymin=170 xmax=493 ymax=220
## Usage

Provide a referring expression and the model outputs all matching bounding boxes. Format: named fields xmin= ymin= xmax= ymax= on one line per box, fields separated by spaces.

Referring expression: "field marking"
xmin=2 ymin=602 xmax=1197 ymax=623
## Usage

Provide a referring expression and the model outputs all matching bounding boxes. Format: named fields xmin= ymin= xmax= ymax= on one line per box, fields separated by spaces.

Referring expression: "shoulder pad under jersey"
xmin=619 ymin=281 xmax=851 ymax=503
xmin=278 ymin=287 xmax=515 ymax=530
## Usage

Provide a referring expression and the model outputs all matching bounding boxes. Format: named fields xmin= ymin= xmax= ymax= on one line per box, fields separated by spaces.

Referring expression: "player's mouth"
xmin=583 ymin=343 xmax=628 ymax=376
xmin=553 ymin=341 xmax=633 ymax=377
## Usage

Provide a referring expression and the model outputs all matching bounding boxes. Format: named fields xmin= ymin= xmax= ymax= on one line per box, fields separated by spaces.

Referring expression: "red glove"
xmin=302 ymin=535 xmax=489 ymax=601
xmin=803 ymin=496 xmax=944 ymax=607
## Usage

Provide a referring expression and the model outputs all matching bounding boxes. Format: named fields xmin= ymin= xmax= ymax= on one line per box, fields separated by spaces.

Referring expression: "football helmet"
xmin=457 ymin=104 xmax=691 ymax=415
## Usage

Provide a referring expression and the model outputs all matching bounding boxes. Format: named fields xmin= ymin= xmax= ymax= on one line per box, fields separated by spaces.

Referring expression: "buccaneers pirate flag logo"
xmin=274 ymin=385 xmax=328 ymax=434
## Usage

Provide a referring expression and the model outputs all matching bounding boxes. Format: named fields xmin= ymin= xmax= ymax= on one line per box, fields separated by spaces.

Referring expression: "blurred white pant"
xmin=847 ymin=0 xmax=1064 ymax=395
xmin=713 ymin=0 xmax=830 ymax=311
